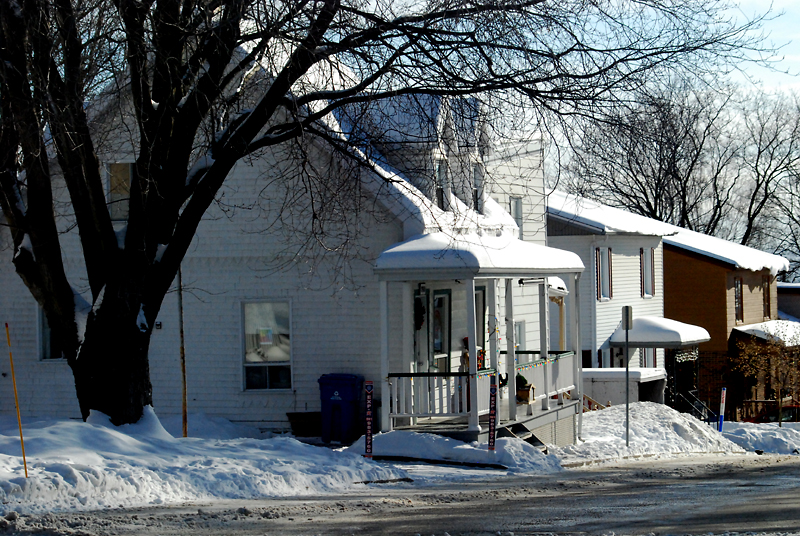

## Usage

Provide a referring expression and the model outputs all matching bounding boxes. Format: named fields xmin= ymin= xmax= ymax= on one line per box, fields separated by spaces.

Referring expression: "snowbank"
xmin=552 ymin=402 xmax=745 ymax=463
xmin=0 ymin=402 xmax=796 ymax=514
xmin=0 ymin=408 xmax=404 ymax=513
xmin=347 ymin=431 xmax=562 ymax=474
xmin=723 ymin=421 xmax=800 ymax=455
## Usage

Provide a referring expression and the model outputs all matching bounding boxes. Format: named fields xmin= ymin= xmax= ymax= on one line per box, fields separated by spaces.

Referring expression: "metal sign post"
xmin=622 ymin=306 xmax=633 ymax=448
xmin=718 ymin=387 xmax=726 ymax=433
xmin=364 ymin=381 xmax=374 ymax=458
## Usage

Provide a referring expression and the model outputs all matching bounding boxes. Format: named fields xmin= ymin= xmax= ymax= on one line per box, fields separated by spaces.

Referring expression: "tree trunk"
xmin=69 ymin=288 xmax=154 ymax=425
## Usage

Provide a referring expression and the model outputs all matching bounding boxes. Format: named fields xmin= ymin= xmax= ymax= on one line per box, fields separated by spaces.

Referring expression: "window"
xmin=643 ymin=348 xmax=656 ymax=368
xmin=243 ymin=302 xmax=292 ymax=390
xmin=39 ymin=308 xmax=64 ymax=360
xmin=435 ymin=160 xmax=448 ymax=210
xmin=474 ymin=286 xmax=486 ymax=349
xmin=596 ymin=247 xmax=612 ymax=300
xmin=472 ymin=163 xmax=483 ymax=212
xmin=108 ymin=163 xmax=132 ymax=221
xmin=763 ymin=275 xmax=771 ymax=320
xmin=514 ymin=321 xmax=526 ymax=353
xmin=432 ymin=290 xmax=451 ymax=359
xmin=734 ymin=277 xmax=744 ymax=324
xmin=510 ymin=196 xmax=523 ymax=239
xmin=640 ymin=247 xmax=655 ymax=297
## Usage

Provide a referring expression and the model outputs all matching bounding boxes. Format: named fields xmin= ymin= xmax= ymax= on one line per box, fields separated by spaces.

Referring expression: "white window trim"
xmin=242 ymin=300 xmax=293 ymax=391
xmin=596 ymin=247 xmax=612 ymax=301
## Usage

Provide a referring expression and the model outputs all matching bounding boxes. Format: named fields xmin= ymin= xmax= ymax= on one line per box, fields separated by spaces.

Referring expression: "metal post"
xmin=573 ymin=273 xmax=583 ymax=440
xmin=622 ymin=306 xmax=633 ymax=447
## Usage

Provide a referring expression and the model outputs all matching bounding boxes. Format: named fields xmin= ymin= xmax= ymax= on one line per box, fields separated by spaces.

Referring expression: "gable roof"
xmin=663 ymin=227 xmax=789 ymax=276
xmin=547 ymin=190 xmax=789 ymax=276
xmin=546 ymin=190 xmax=676 ymax=236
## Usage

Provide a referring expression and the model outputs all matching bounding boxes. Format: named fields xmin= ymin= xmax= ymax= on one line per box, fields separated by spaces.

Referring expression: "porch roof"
xmin=374 ymin=231 xmax=584 ymax=281
xmin=608 ymin=316 xmax=710 ymax=349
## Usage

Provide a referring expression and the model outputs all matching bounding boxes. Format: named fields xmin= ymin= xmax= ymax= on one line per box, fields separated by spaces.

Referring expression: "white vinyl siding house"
xmin=547 ymin=192 xmax=670 ymax=370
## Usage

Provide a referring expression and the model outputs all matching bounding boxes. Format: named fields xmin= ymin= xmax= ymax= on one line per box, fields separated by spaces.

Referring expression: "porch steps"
xmin=496 ymin=422 xmax=548 ymax=454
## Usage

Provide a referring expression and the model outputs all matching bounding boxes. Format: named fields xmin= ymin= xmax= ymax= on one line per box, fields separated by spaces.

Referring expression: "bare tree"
xmin=0 ymin=0 xmax=770 ymax=424
xmin=564 ymin=83 xmax=800 ymax=250
xmin=733 ymin=326 xmax=800 ymax=427
xmin=564 ymin=81 xmax=743 ymax=236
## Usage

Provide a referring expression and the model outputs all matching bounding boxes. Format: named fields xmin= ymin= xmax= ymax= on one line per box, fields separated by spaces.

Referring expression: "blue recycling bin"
xmin=318 ymin=373 xmax=364 ymax=444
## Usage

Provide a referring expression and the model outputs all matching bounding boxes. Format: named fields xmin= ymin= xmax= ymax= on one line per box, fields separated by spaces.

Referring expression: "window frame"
xmin=242 ymin=300 xmax=293 ymax=391
xmin=435 ymin=159 xmax=448 ymax=210
xmin=734 ymin=277 xmax=744 ymax=324
xmin=106 ymin=162 xmax=133 ymax=222
xmin=432 ymin=289 xmax=452 ymax=365
xmin=510 ymin=196 xmax=523 ymax=239
xmin=763 ymin=275 xmax=771 ymax=320
xmin=596 ymin=247 xmax=613 ymax=301
xmin=38 ymin=307 xmax=64 ymax=361
xmin=640 ymin=247 xmax=655 ymax=298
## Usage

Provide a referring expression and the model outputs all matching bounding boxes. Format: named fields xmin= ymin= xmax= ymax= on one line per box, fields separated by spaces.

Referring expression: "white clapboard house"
xmin=0 ymin=93 xmax=587 ymax=446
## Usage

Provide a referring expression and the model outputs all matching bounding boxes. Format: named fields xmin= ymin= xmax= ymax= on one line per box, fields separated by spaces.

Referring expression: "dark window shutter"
xmin=640 ymin=248 xmax=645 ymax=297
xmin=650 ymin=247 xmax=656 ymax=296
xmin=595 ymin=248 xmax=601 ymax=301
xmin=608 ymin=247 xmax=613 ymax=299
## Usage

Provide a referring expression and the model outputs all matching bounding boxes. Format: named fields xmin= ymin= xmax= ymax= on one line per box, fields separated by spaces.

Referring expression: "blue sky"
xmin=734 ymin=0 xmax=800 ymax=90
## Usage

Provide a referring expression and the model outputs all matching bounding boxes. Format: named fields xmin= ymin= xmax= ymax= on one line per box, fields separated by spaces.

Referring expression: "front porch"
xmin=374 ymin=232 xmax=585 ymax=446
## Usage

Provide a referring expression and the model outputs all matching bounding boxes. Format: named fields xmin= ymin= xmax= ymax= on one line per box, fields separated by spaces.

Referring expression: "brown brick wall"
xmin=663 ymin=245 xmax=730 ymax=352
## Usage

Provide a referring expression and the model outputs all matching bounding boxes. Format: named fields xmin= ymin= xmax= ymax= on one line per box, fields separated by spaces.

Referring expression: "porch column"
xmin=573 ymin=273 xmax=584 ymax=439
xmin=540 ymin=279 xmax=550 ymax=410
xmin=488 ymin=279 xmax=499 ymax=386
xmin=402 ymin=282 xmax=416 ymax=425
xmin=380 ymin=280 xmax=392 ymax=432
xmin=466 ymin=278 xmax=480 ymax=432
xmin=505 ymin=278 xmax=516 ymax=422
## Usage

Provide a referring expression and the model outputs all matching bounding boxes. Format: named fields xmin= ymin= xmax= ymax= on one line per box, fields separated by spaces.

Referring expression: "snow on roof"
xmin=546 ymin=190 xmax=677 ymax=236
xmin=663 ymin=226 xmax=789 ymax=276
xmin=778 ymin=282 xmax=800 ymax=292
xmin=733 ymin=319 xmax=800 ymax=345
xmin=608 ymin=316 xmax=710 ymax=348
xmin=374 ymin=231 xmax=584 ymax=280
xmin=581 ymin=368 xmax=667 ymax=381
xmin=547 ymin=191 xmax=789 ymax=276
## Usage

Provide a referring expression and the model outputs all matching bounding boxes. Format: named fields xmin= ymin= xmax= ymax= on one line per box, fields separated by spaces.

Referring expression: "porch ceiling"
xmin=609 ymin=316 xmax=710 ymax=349
xmin=373 ymin=231 xmax=585 ymax=281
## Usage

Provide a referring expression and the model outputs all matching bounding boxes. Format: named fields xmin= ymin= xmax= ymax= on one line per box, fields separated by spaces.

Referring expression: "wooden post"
xmin=5 ymin=324 xmax=27 ymax=478
xmin=466 ymin=278 xmax=480 ymax=432
xmin=178 ymin=267 xmax=188 ymax=438
xmin=540 ymin=279 xmax=550 ymax=410
xmin=505 ymin=278 xmax=516 ymax=422
xmin=380 ymin=281 xmax=392 ymax=432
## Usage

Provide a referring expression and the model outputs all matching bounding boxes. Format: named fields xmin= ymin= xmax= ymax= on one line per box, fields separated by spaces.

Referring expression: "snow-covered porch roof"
xmin=373 ymin=231 xmax=584 ymax=281
xmin=609 ymin=316 xmax=710 ymax=349
xmin=732 ymin=320 xmax=800 ymax=346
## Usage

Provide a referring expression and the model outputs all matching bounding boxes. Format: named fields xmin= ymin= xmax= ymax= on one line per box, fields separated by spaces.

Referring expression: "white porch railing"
xmin=388 ymin=353 xmax=576 ymax=423
xmin=515 ymin=351 xmax=576 ymax=402
xmin=387 ymin=370 xmax=498 ymax=419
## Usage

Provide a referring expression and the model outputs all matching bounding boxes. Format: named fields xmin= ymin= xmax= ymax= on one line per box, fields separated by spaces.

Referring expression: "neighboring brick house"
xmin=777 ymin=282 xmax=800 ymax=321
xmin=663 ymin=229 xmax=789 ymax=418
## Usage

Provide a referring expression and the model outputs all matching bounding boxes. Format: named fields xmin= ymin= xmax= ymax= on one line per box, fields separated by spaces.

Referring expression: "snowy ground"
xmin=0 ymin=402 xmax=795 ymax=515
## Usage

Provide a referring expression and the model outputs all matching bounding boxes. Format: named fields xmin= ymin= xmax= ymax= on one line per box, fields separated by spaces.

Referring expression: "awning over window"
xmin=609 ymin=316 xmax=710 ymax=349
xmin=374 ymin=231 xmax=585 ymax=281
